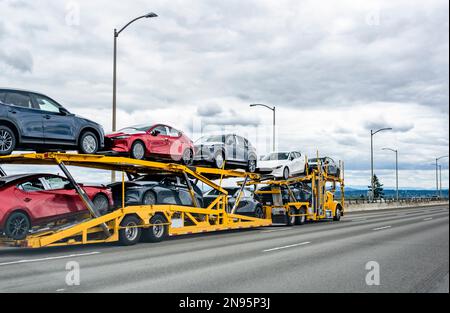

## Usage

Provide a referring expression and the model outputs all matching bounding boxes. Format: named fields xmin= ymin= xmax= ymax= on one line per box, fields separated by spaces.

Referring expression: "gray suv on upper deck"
xmin=193 ymin=134 xmax=258 ymax=172
xmin=0 ymin=88 xmax=105 ymax=155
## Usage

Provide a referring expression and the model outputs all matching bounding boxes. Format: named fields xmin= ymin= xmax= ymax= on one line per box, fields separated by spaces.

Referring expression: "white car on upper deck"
xmin=257 ymin=151 xmax=307 ymax=180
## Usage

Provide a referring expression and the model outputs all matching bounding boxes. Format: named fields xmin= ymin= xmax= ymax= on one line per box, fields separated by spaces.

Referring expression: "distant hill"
xmin=335 ymin=188 xmax=448 ymax=199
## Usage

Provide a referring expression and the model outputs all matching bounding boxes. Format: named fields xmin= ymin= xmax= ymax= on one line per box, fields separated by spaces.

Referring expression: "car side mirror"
xmin=151 ymin=130 xmax=160 ymax=137
xmin=59 ymin=108 xmax=71 ymax=116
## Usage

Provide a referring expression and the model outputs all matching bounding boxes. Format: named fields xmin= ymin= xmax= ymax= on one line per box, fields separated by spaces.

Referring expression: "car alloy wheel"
xmin=283 ymin=167 xmax=290 ymax=180
xmin=215 ymin=152 xmax=225 ymax=169
xmin=255 ymin=206 xmax=264 ymax=219
xmin=143 ymin=191 xmax=156 ymax=205
xmin=0 ymin=129 xmax=14 ymax=154
xmin=248 ymin=159 xmax=256 ymax=173
xmin=182 ymin=149 xmax=193 ymax=166
xmin=131 ymin=141 xmax=145 ymax=160
xmin=5 ymin=212 xmax=30 ymax=240
xmin=82 ymin=134 xmax=98 ymax=154
xmin=93 ymin=194 xmax=109 ymax=215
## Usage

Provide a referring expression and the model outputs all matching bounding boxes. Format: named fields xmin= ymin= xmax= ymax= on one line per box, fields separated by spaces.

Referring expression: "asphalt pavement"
xmin=0 ymin=204 xmax=448 ymax=293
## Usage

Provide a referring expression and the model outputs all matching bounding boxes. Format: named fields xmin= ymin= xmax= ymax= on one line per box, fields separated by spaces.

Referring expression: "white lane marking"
xmin=56 ymin=289 xmax=65 ymax=292
xmin=349 ymin=218 xmax=367 ymax=222
xmin=263 ymin=241 xmax=311 ymax=253
xmin=423 ymin=217 xmax=433 ymax=221
xmin=260 ymin=228 xmax=291 ymax=233
xmin=372 ymin=226 xmax=392 ymax=231
xmin=0 ymin=251 xmax=100 ymax=267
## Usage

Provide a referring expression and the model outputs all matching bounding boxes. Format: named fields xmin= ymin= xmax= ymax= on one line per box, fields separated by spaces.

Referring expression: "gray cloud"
xmin=0 ymin=48 xmax=33 ymax=72
xmin=364 ymin=120 xmax=414 ymax=133
xmin=197 ymin=104 xmax=223 ymax=117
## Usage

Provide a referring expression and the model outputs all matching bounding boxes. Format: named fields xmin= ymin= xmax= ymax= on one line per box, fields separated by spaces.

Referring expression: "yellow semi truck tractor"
xmin=248 ymin=161 xmax=345 ymax=226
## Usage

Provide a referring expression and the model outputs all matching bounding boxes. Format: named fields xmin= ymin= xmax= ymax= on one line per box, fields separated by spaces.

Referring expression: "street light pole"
xmin=435 ymin=156 xmax=448 ymax=197
xmin=112 ymin=12 xmax=158 ymax=133
xmin=250 ymin=104 xmax=276 ymax=152
xmin=439 ymin=164 xmax=442 ymax=198
xmin=370 ymin=128 xmax=392 ymax=201
xmin=111 ymin=12 xmax=158 ymax=182
xmin=382 ymin=148 xmax=399 ymax=202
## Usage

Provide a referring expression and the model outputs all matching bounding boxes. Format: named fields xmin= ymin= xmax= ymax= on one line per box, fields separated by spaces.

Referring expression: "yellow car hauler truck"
xmin=0 ymin=153 xmax=344 ymax=249
xmin=247 ymin=159 xmax=345 ymax=226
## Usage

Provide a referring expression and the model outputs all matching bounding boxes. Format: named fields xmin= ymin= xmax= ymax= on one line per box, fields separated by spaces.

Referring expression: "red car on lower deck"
xmin=0 ymin=173 xmax=113 ymax=240
xmin=105 ymin=124 xmax=194 ymax=164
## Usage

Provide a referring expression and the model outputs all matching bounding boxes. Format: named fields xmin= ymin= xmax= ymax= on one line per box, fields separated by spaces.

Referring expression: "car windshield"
xmin=207 ymin=188 xmax=239 ymax=196
xmin=119 ymin=124 xmax=152 ymax=133
xmin=262 ymin=153 xmax=290 ymax=161
xmin=197 ymin=135 xmax=224 ymax=144
xmin=134 ymin=175 xmax=165 ymax=182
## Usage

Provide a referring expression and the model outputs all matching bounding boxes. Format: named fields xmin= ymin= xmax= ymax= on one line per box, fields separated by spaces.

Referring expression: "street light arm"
xmin=382 ymin=148 xmax=397 ymax=153
xmin=437 ymin=155 xmax=449 ymax=162
xmin=372 ymin=128 xmax=393 ymax=136
xmin=116 ymin=13 xmax=158 ymax=37
xmin=250 ymin=103 xmax=275 ymax=111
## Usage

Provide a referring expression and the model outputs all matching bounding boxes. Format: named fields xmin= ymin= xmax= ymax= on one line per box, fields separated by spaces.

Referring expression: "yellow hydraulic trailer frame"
xmin=247 ymin=159 xmax=345 ymax=223
xmin=0 ymin=153 xmax=271 ymax=248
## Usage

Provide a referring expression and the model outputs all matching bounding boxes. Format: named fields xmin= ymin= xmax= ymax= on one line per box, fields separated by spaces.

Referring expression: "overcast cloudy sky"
xmin=0 ymin=0 xmax=448 ymax=189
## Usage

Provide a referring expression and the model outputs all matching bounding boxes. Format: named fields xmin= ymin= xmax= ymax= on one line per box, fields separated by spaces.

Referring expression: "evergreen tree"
xmin=368 ymin=174 xmax=384 ymax=199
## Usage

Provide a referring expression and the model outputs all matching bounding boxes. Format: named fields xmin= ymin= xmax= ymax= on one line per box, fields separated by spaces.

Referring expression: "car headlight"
xmin=275 ymin=165 xmax=283 ymax=169
xmin=113 ymin=135 xmax=130 ymax=140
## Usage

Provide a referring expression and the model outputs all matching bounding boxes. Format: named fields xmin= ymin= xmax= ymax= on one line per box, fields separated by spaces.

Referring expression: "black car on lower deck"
xmin=203 ymin=187 xmax=265 ymax=219
xmin=256 ymin=182 xmax=312 ymax=206
xmin=108 ymin=174 xmax=204 ymax=208
xmin=0 ymin=88 xmax=105 ymax=155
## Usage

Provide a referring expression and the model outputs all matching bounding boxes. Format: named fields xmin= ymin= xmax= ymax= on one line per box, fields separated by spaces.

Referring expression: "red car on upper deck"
xmin=105 ymin=124 xmax=194 ymax=164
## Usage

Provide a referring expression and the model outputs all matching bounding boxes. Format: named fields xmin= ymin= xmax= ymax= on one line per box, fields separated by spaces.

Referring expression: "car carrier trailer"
xmin=0 ymin=153 xmax=344 ymax=249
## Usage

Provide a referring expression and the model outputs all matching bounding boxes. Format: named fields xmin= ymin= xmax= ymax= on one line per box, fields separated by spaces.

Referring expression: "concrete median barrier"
xmin=345 ymin=200 xmax=449 ymax=213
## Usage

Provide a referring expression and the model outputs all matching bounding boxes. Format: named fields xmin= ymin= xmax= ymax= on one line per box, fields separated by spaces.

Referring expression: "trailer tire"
xmin=141 ymin=214 xmax=168 ymax=243
xmin=295 ymin=207 xmax=307 ymax=225
xmin=286 ymin=207 xmax=297 ymax=226
xmin=118 ymin=215 xmax=142 ymax=246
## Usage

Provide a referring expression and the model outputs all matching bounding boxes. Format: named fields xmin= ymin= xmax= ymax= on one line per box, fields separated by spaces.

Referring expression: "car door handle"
xmin=8 ymin=109 xmax=17 ymax=114
xmin=24 ymin=198 xmax=32 ymax=203
xmin=43 ymin=115 xmax=51 ymax=119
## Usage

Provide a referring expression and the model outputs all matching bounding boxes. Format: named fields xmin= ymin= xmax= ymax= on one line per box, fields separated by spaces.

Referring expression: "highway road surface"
xmin=0 ymin=204 xmax=448 ymax=293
